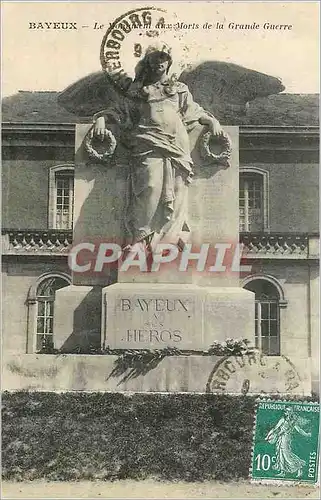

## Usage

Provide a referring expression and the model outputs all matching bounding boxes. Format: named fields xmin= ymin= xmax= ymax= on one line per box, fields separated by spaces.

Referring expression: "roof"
xmin=245 ymin=93 xmax=319 ymax=126
xmin=1 ymin=91 xmax=89 ymax=124
xmin=2 ymin=90 xmax=319 ymax=126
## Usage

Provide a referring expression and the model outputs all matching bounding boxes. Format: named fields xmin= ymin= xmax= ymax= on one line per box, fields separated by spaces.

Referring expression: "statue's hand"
xmin=93 ymin=116 xmax=107 ymax=141
xmin=199 ymin=115 xmax=223 ymax=136
xmin=85 ymin=119 xmax=117 ymax=163
xmin=208 ymin=118 xmax=223 ymax=136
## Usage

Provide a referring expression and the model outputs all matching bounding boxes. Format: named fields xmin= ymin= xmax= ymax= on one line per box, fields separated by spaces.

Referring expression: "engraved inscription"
xmin=126 ymin=329 xmax=182 ymax=343
xmin=117 ymin=296 xmax=193 ymax=344
xmin=120 ymin=298 xmax=190 ymax=312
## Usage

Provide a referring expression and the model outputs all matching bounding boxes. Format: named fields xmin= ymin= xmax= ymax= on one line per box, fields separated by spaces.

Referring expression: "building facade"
xmin=2 ymin=120 xmax=319 ymax=392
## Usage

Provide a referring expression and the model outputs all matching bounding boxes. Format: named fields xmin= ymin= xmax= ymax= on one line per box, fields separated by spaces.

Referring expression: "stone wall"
xmin=2 ymin=144 xmax=74 ymax=229
xmin=242 ymin=161 xmax=319 ymax=233
xmin=2 ymin=159 xmax=53 ymax=229
xmin=2 ymin=259 xmax=71 ymax=354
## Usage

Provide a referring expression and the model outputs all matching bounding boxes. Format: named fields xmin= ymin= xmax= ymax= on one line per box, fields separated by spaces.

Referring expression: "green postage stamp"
xmin=251 ymin=400 xmax=320 ymax=484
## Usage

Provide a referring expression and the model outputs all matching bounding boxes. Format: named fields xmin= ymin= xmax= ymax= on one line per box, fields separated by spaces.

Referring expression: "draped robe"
xmin=93 ymin=80 xmax=211 ymax=247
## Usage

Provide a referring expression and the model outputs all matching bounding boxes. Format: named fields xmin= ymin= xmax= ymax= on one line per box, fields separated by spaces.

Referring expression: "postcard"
xmin=1 ymin=1 xmax=319 ymax=498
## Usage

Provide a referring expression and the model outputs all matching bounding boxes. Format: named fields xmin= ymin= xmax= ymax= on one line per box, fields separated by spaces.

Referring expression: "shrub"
xmin=1 ymin=391 xmax=317 ymax=482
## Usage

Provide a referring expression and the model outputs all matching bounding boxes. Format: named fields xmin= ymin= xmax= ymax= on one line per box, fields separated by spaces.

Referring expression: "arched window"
xmin=239 ymin=168 xmax=269 ymax=232
xmin=48 ymin=165 xmax=74 ymax=229
xmin=27 ymin=273 xmax=70 ymax=353
xmin=243 ymin=278 xmax=283 ymax=355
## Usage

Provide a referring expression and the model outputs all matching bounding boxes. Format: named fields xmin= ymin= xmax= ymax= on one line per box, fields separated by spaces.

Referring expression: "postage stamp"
xmin=251 ymin=400 xmax=320 ymax=484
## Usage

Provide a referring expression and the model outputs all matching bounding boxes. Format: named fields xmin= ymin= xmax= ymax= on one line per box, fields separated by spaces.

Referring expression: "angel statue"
xmin=265 ymin=407 xmax=311 ymax=478
xmin=60 ymin=42 xmax=228 ymax=252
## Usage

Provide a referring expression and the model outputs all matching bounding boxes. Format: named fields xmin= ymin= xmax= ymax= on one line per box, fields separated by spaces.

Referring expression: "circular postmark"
xmin=206 ymin=353 xmax=303 ymax=395
xmin=100 ymin=6 xmax=181 ymax=90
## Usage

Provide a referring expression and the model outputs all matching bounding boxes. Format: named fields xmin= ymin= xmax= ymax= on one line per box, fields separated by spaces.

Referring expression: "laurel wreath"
xmin=84 ymin=125 xmax=231 ymax=167
xmin=200 ymin=130 xmax=232 ymax=167
xmin=84 ymin=127 xmax=117 ymax=163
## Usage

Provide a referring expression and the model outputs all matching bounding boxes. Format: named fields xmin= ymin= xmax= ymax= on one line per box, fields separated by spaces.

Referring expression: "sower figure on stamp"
xmin=92 ymin=42 xmax=223 ymax=252
xmin=265 ymin=407 xmax=311 ymax=478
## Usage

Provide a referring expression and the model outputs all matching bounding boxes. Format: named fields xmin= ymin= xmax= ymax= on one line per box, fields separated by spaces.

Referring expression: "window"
xmin=244 ymin=279 xmax=281 ymax=355
xmin=35 ymin=277 xmax=68 ymax=351
xmin=27 ymin=273 xmax=70 ymax=353
xmin=48 ymin=165 xmax=74 ymax=229
xmin=239 ymin=169 xmax=269 ymax=232
xmin=55 ymin=172 xmax=74 ymax=229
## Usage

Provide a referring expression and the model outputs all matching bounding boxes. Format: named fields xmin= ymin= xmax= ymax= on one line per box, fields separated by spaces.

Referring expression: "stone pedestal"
xmin=54 ymin=285 xmax=102 ymax=352
xmin=54 ymin=122 xmax=256 ymax=381
xmin=102 ymin=283 xmax=254 ymax=350
xmin=71 ymin=124 xmax=128 ymax=287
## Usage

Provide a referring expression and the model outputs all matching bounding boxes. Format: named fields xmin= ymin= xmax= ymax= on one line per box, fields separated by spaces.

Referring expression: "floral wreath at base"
xmin=84 ymin=126 xmax=117 ymax=163
xmin=200 ymin=129 xmax=232 ymax=167
xmin=37 ymin=337 xmax=256 ymax=357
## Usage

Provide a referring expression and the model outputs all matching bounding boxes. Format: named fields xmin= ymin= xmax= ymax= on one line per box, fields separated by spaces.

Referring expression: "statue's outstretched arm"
xmin=179 ymin=84 xmax=222 ymax=135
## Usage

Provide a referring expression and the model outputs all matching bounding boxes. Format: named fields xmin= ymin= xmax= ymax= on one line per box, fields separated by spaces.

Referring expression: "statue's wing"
xmin=57 ymin=71 xmax=128 ymax=117
xmin=58 ymin=62 xmax=284 ymax=122
xmin=179 ymin=61 xmax=285 ymax=124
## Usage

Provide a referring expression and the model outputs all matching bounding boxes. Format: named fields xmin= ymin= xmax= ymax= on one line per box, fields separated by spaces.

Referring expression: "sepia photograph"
xmin=1 ymin=1 xmax=320 ymax=498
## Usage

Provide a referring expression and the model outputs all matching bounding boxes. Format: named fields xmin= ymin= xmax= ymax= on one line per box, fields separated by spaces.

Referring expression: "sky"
xmin=1 ymin=1 xmax=319 ymax=96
